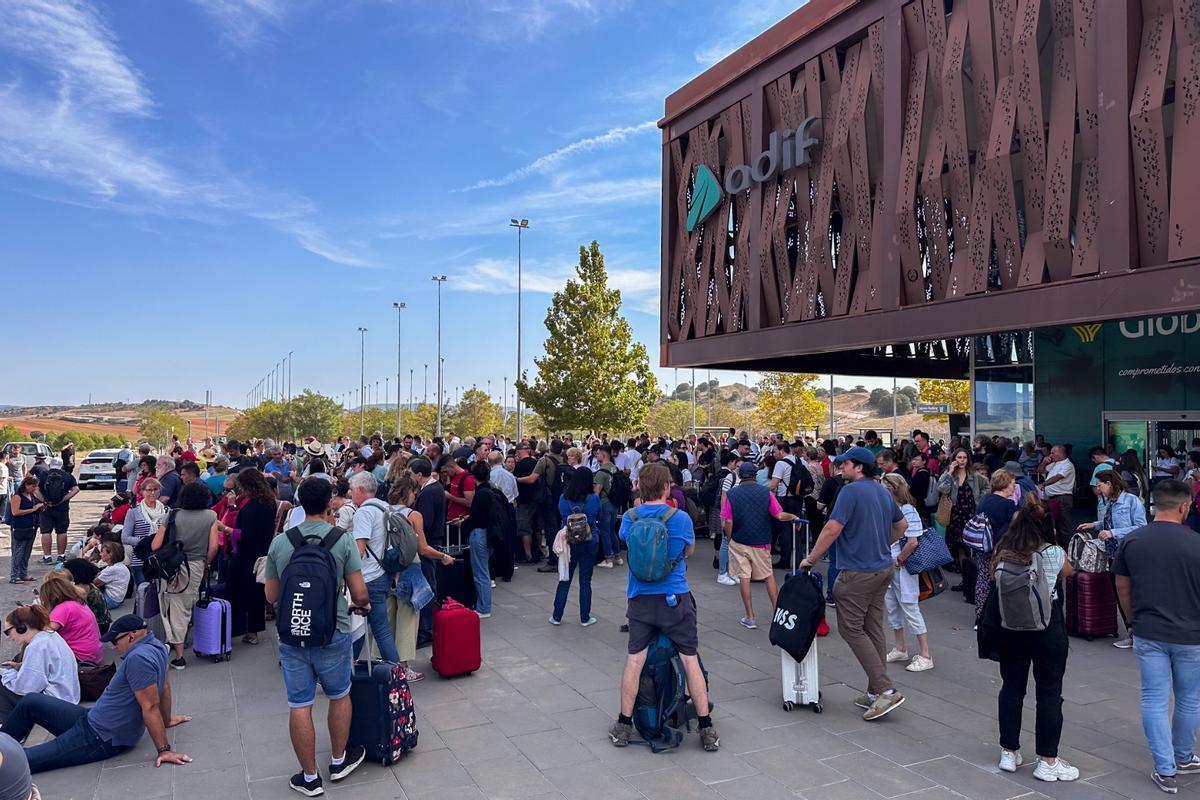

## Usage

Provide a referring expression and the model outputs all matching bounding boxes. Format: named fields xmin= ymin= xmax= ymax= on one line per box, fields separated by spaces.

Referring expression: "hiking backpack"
xmin=962 ymin=511 xmax=994 ymax=553
xmin=632 ymin=633 xmax=708 ymax=752
xmin=607 ymin=470 xmax=633 ymax=509
xmin=625 ymin=507 xmax=679 ymax=583
xmin=564 ymin=504 xmax=592 ymax=545
xmin=993 ymin=550 xmax=1052 ymax=631
xmin=42 ymin=470 xmax=68 ymax=505
xmin=363 ymin=499 xmax=419 ymax=573
xmin=277 ymin=526 xmax=344 ymax=648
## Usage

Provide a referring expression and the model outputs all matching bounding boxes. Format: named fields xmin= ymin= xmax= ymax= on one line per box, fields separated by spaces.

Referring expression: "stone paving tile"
xmin=4 ymin=493 xmax=1197 ymax=799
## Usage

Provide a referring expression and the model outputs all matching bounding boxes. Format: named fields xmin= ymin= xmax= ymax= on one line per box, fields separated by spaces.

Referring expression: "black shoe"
xmin=537 ymin=564 xmax=558 ymax=573
xmin=329 ymin=745 xmax=366 ymax=782
xmin=619 ymin=624 xmax=629 ymax=633
xmin=289 ymin=773 xmax=324 ymax=796
xmin=170 ymin=657 xmax=186 ymax=670
xmin=950 ymin=583 xmax=964 ymax=592
xmin=416 ymin=636 xmax=432 ymax=649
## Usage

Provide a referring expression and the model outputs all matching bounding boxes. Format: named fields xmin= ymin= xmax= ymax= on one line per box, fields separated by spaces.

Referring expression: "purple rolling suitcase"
xmin=193 ymin=578 xmax=233 ymax=662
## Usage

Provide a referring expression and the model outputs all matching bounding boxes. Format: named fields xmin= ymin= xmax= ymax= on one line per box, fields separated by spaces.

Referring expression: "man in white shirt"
xmin=768 ymin=442 xmax=792 ymax=499
xmin=615 ymin=444 xmax=641 ymax=476
xmin=488 ymin=451 xmax=518 ymax=504
xmin=348 ymin=472 xmax=400 ymax=664
xmin=1043 ymin=444 xmax=1076 ymax=547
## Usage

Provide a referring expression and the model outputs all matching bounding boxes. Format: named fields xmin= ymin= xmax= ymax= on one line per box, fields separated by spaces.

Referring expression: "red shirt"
xmin=446 ymin=472 xmax=476 ymax=521
xmin=111 ymin=504 xmax=130 ymax=526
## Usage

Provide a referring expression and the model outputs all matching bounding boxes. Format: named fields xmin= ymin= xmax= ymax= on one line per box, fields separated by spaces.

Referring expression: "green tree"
xmin=139 ymin=409 xmax=190 ymax=450
xmin=288 ymin=390 xmax=345 ymax=442
xmin=753 ymin=373 xmax=825 ymax=435
xmin=916 ymin=379 xmax=970 ymax=419
xmin=644 ymin=400 xmax=696 ymax=439
xmin=403 ymin=404 xmax=441 ymax=440
xmin=451 ymin=388 xmax=503 ymax=437
xmin=516 ymin=241 xmax=659 ymax=433
xmin=342 ymin=407 xmax=394 ymax=439
xmin=226 ymin=401 xmax=290 ymax=442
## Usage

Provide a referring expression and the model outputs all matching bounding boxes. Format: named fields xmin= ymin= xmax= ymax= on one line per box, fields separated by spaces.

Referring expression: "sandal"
xmin=241 ymin=635 xmax=259 ymax=645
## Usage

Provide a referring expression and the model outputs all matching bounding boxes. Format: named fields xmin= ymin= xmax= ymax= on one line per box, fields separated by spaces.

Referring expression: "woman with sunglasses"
xmin=0 ymin=606 xmax=78 ymax=724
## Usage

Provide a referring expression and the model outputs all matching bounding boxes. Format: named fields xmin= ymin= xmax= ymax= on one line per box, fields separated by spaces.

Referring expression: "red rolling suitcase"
xmin=431 ymin=598 xmax=481 ymax=678
xmin=1065 ymin=571 xmax=1117 ymax=639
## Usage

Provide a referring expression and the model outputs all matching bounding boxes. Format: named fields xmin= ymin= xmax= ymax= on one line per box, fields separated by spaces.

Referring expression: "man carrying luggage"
xmin=1113 ymin=480 xmax=1200 ymax=795
xmin=800 ymin=446 xmax=908 ymax=721
xmin=263 ymin=477 xmax=371 ymax=796
xmin=608 ymin=462 xmax=719 ymax=752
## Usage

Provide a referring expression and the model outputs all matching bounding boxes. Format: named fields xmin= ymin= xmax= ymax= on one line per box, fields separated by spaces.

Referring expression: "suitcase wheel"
xmin=212 ymin=656 xmax=222 ymax=664
xmin=811 ymin=703 xmax=823 ymax=714
xmin=782 ymin=701 xmax=795 ymax=712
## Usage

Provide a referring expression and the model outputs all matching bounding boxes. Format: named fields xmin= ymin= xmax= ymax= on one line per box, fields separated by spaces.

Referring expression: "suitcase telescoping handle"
xmin=351 ymin=604 xmax=375 ymax=668
xmin=791 ymin=518 xmax=810 ymax=573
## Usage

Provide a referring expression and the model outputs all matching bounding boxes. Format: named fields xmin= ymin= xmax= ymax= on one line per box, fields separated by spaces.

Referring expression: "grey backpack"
xmin=993 ymin=549 xmax=1052 ymax=631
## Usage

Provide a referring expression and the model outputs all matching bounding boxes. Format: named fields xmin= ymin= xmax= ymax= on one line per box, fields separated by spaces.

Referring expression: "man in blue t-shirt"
xmin=0 ymin=615 xmax=192 ymax=773
xmin=801 ymin=446 xmax=908 ymax=722
xmin=608 ymin=463 xmax=718 ymax=752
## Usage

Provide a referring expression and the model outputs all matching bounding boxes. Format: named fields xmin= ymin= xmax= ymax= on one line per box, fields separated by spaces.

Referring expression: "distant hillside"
xmin=0 ymin=400 xmax=240 ymax=441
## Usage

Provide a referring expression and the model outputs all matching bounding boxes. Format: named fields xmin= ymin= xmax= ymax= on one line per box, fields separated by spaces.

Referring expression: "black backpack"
xmin=42 ymin=470 xmax=68 ymax=505
xmin=137 ymin=510 xmax=188 ymax=583
xmin=698 ymin=467 xmax=729 ymax=508
xmin=276 ymin=526 xmax=344 ymax=648
xmin=783 ymin=457 xmax=814 ymax=498
xmin=608 ymin=470 xmax=633 ymax=509
xmin=546 ymin=458 xmax=569 ymax=500
xmin=769 ymin=571 xmax=826 ymax=663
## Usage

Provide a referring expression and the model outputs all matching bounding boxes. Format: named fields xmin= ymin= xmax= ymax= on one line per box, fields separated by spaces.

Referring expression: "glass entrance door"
xmin=1156 ymin=421 xmax=1200 ymax=456
xmin=1106 ymin=419 xmax=1149 ymax=467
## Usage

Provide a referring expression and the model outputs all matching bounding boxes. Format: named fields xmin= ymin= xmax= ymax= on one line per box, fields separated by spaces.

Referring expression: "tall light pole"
xmin=503 ymin=376 xmax=508 ymax=432
xmin=357 ymin=327 xmax=368 ymax=436
xmin=509 ymin=218 xmax=529 ymax=441
xmin=408 ymin=368 xmax=414 ymax=412
xmin=423 ymin=364 xmax=428 ymax=404
xmin=392 ymin=301 xmax=406 ymax=438
xmin=287 ymin=351 xmax=293 ymax=404
xmin=431 ymin=275 xmax=447 ymax=436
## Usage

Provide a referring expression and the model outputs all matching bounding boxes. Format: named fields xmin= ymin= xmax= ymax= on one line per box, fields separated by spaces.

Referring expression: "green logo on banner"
xmin=686 ymin=164 xmax=722 ymax=232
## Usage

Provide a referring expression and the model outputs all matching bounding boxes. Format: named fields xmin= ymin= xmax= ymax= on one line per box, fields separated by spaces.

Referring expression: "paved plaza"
xmin=6 ymin=493 xmax=1198 ymax=800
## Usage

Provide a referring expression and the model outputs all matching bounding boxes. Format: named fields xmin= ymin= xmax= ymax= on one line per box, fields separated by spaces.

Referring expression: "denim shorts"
xmin=278 ymin=630 xmax=352 ymax=708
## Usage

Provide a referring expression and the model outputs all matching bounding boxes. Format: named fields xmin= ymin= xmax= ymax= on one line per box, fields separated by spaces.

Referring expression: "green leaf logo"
xmin=686 ymin=164 xmax=722 ymax=232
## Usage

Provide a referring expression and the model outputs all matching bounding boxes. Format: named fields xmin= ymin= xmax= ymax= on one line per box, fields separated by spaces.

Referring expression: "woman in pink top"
xmin=38 ymin=572 xmax=103 ymax=665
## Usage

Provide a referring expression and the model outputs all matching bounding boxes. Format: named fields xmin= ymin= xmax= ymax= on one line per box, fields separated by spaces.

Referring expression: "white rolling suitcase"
xmin=780 ymin=520 xmax=822 ymax=713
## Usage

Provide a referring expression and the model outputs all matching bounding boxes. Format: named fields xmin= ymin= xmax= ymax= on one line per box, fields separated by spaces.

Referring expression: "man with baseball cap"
xmin=0 ymin=614 xmax=191 ymax=773
xmin=800 ymin=446 xmax=909 ymax=721
xmin=723 ymin=462 xmax=798 ymax=629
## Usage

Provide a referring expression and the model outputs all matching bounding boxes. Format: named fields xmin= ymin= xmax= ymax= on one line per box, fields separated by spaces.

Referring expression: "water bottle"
xmin=665 ymin=594 xmax=678 ymax=608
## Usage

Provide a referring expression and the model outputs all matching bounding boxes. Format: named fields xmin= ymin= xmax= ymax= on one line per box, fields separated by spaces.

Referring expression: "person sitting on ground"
xmin=60 ymin=559 xmax=112 ymax=635
xmin=879 ymin=475 xmax=933 ymax=673
xmin=93 ymin=543 xmax=130 ymax=611
xmin=121 ymin=477 xmax=165 ymax=588
xmin=722 ymin=462 xmax=797 ymax=630
xmin=39 ymin=571 xmax=104 ymax=663
xmin=0 ymin=731 xmax=35 ymax=800
xmin=0 ymin=614 xmax=191 ymax=774
xmin=0 ymin=606 xmax=79 ymax=724
xmin=550 ymin=464 xmax=601 ymax=626
xmin=608 ymin=462 xmax=718 ymax=752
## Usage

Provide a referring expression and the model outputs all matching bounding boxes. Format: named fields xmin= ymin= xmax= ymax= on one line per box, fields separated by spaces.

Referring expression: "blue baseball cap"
xmin=737 ymin=462 xmax=758 ymax=478
xmin=833 ymin=446 xmax=877 ymax=466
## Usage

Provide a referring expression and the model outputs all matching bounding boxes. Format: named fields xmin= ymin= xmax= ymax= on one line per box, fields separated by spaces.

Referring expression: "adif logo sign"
xmin=686 ymin=117 xmax=820 ymax=233
xmin=1119 ymin=314 xmax=1200 ymax=339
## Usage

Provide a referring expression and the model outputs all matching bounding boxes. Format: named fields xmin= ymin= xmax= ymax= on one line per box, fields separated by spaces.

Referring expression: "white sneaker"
xmin=998 ymin=749 xmax=1024 ymax=772
xmin=905 ymin=655 xmax=934 ymax=672
xmin=885 ymin=648 xmax=910 ymax=663
xmin=490 ymin=580 xmax=497 ymax=588
xmin=1033 ymin=758 xmax=1079 ymax=782
xmin=597 ymin=560 xmax=615 ymax=569
xmin=717 ymin=574 xmax=738 ymax=586
xmin=477 ymin=612 xmax=492 ymax=619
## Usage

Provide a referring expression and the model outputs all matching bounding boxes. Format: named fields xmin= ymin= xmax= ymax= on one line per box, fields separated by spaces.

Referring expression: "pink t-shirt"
xmin=719 ymin=494 xmax=783 ymax=549
xmin=50 ymin=601 xmax=103 ymax=664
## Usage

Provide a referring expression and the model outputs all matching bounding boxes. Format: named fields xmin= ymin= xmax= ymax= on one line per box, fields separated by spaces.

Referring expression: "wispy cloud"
xmin=459 ymin=120 xmax=656 ymax=191
xmin=187 ymin=0 xmax=287 ymax=47
xmin=693 ymin=0 xmax=805 ymax=66
xmin=452 ymin=255 xmax=660 ymax=314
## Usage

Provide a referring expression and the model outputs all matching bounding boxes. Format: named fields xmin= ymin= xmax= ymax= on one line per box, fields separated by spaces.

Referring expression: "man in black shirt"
xmin=512 ymin=444 xmax=542 ymax=563
xmin=1113 ymin=480 xmax=1200 ymax=793
xmin=410 ymin=458 xmax=446 ymax=648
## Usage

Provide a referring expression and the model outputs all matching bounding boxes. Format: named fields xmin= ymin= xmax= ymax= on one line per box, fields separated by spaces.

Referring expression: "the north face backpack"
xmin=363 ymin=500 xmax=419 ymax=573
xmin=564 ymin=504 xmax=592 ymax=545
xmin=625 ymin=507 xmax=679 ymax=583
xmin=962 ymin=511 xmax=994 ymax=553
xmin=994 ymin=550 xmax=1052 ymax=631
xmin=632 ymin=633 xmax=708 ymax=752
xmin=42 ymin=470 xmax=68 ymax=505
xmin=607 ymin=470 xmax=633 ymax=509
xmin=277 ymin=526 xmax=344 ymax=648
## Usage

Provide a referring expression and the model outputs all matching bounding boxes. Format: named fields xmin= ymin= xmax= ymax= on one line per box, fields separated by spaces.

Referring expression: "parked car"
xmin=78 ymin=449 xmax=121 ymax=488
xmin=3 ymin=442 xmax=52 ymax=471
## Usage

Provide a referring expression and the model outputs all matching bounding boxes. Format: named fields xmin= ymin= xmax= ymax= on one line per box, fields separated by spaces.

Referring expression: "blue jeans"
xmin=9 ymin=533 xmax=34 ymax=580
xmin=278 ymin=630 xmax=353 ymax=708
xmin=552 ymin=542 xmax=596 ymax=622
xmin=1 ymin=694 xmax=124 ymax=774
xmin=718 ymin=535 xmax=729 ymax=575
xmin=825 ymin=541 xmax=839 ymax=600
xmin=1133 ymin=637 xmax=1200 ymax=777
xmin=365 ymin=574 xmax=400 ymax=662
xmin=469 ymin=529 xmax=492 ymax=614
xmin=598 ymin=501 xmax=617 ymax=559
xmin=418 ymin=556 xmax=437 ymax=641
xmin=131 ymin=565 xmax=145 ymax=588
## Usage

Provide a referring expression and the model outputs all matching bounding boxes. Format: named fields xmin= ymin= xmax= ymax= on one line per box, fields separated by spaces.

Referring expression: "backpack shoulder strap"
xmin=661 ymin=507 xmax=677 ymax=522
xmin=321 ymin=526 xmax=344 ymax=550
xmin=285 ymin=526 xmax=306 ymax=549
xmin=629 ymin=507 xmax=639 ymax=522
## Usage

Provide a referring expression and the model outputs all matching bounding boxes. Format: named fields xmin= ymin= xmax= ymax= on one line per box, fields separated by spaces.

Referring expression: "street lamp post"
xmin=423 ymin=364 xmax=428 ymax=404
xmin=357 ymin=327 xmax=368 ymax=436
xmin=287 ymin=351 xmax=293 ymax=403
xmin=392 ymin=301 xmax=406 ymax=438
xmin=431 ymin=276 xmax=447 ymax=436
xmin=509 ymin=218 xmax=529 ymax=442
xmin=409 ymin=368 xmax=414 ymax=412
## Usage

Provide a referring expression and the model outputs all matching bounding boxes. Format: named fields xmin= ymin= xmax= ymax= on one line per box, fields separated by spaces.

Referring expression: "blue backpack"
xmin=626 ymin=507 xmax=679 ymax=583
xmin=632 ymin=634 xmax=707 ymax=752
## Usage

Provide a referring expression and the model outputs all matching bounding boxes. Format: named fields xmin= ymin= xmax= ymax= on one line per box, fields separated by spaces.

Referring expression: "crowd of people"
xmin=0 ymin=424 xmax=1196 ymax=796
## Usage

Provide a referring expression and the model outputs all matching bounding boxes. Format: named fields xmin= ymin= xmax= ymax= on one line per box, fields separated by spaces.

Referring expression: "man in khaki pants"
xmin=801 ymin=446 xmax=909 ymax=721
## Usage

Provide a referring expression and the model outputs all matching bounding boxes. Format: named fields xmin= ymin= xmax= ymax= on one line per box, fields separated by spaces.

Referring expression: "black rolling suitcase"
xmin=348 ymin=626 xmax=418 ymax=765
xmin=436 ymin=521 xmax=476 ymax=609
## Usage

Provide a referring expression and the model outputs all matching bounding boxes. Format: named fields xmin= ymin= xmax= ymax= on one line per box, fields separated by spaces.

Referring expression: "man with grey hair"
xmin=264 ymin=445 xmax=295 ymax=501
xmin=155 ymin=456 xmax=183 ymax=508
xmin=489 ymin=451 xmax=518 ymax=504
xmin=347 ymin=472 xmax=404 ymax=669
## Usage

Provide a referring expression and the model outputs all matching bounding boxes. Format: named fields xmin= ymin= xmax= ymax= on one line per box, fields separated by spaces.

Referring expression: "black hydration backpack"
xmin=277 ymin=526 xmax=344 ymax=648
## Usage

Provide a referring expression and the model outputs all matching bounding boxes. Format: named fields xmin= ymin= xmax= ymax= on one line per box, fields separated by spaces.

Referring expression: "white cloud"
xmin=0 ymin=0 xmax=152 ymax=115
xmin=693 ymin=0 xmax=806 ymax=66
xmin=460 ymin=120 xmax=656 ymax=191
xmin=451 ymin=255 xmax=660 ymax=314
xmin=187 ymin=0 xmax=287 ymax=46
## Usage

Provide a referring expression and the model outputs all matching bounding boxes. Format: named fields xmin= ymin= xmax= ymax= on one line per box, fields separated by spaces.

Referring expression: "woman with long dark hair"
xmin=550 ymin=466 xmax=601 ymax=626
xmin=987 ymin=506 xmax=1078 ymax=783
xmin=231 ymin=469 xmax=274 ymax=645
xmin=938 ymin=448 xmax=989 ymax=578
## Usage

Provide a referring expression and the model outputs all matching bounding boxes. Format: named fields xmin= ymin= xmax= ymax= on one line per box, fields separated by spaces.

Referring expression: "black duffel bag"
xmin=769 ymin=570 xmax=826 ymax=664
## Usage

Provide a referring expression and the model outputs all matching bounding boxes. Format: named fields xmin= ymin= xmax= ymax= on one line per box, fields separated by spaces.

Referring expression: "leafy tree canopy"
xmin=753 ymin=373 xmax=825 ymax=436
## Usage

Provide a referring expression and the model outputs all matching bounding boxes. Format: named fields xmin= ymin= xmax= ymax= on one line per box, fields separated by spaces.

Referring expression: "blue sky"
xmin=0 ymin=0 xmax=847 ymax=409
